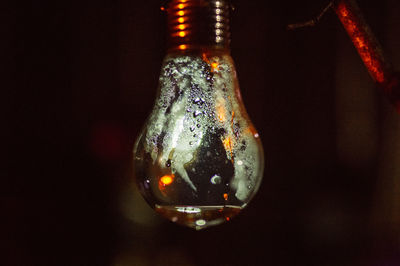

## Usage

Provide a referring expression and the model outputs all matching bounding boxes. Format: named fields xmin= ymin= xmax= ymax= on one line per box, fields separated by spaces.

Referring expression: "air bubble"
xmin=196 ymin=219 xmax=206 ymax=226
xmin=211 ymin=175 xmax=222 ymax=184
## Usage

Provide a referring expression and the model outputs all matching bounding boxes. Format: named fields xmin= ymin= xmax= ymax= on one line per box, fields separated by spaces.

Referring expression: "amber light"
xmin=216 ymin=105 xmax=226 ymax=122
xmin=159 ymin=174 xmax=174 ymax=187
xmin=334 ymin=0 xmax=390 ymax=84
xmin=333 ymin=0 xmax=400 ymax=112
xmin=222 ymin=137 xmax=233 ymax=158
xmin=178 ymin=44 xmax=188 ymax=50
xmin=174 ymin=2 xmax=189 ymax=39
xmin=211 ymin=62 xmax=219 ymax=72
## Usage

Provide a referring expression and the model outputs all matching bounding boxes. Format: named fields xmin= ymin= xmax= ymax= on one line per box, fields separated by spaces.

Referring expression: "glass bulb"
xmin=133 ymin=0 xmax=264 ymax=230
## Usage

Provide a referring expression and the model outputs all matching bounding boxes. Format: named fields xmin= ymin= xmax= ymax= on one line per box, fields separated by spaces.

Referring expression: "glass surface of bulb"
xmin=133 ymin=50 xmax=264 ymax=230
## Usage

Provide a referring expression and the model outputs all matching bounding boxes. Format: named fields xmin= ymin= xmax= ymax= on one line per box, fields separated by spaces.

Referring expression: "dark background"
xmin=4 ymin=0 xmax=400 ymax=265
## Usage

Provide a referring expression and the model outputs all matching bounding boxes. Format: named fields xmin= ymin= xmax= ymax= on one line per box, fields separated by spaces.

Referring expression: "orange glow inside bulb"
xmin=160 ymin=175 xmax=174 ymax=186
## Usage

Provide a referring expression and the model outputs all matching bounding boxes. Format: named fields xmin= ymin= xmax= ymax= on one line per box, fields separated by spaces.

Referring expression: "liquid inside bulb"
xmin=133 ymin=52 xmax=264 ymax=229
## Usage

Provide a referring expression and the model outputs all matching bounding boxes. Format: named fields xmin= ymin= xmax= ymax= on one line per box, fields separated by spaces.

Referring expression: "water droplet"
xmin=197 ymin=124 xmax=201 ymax=128
xmin=211 ymin=175 xmax=222 ymax=184
xmin=254 ymin=133 xmax=259 ymax=138
xmin=165 ymin=159 xmax=171 ymax=167
xmin=144 ymin=180 xmax=150 ymax=188
xmin=237 ymin=160 xmax=243 ymax=166
xmin=194 ymin=97 xmax=205 ymax=105
xmin=196 ymin=219 xmax=206 ymax=226
xmin=193 ymin=111 xmax=202 ymax=117
xmin=190 ymin=126 xmax=195 ymax=132
xmin=189 ymin=141 xmax=193 ymax=145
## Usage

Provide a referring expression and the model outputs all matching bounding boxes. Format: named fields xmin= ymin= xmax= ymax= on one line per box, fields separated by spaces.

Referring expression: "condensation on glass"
xmin=133 ymin=0 xmax=264 ymax=230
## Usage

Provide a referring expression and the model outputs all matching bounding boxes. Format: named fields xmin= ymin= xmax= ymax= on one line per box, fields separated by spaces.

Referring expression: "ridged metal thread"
xmin=165 ymin=0 xmax=231 ymax=51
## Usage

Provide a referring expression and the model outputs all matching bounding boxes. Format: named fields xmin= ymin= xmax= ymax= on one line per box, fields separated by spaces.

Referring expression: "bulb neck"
xmin=165 ymin=0 xmax=232 ymax=53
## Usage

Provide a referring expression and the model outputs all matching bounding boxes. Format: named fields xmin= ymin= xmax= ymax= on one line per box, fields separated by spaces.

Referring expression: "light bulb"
xmin=133 ymin=0 xmax=264 ymax=230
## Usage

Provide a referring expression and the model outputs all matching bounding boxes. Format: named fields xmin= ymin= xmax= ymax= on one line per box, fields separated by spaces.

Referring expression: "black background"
xmin=4 ymin=0 xmax=400 ymax=265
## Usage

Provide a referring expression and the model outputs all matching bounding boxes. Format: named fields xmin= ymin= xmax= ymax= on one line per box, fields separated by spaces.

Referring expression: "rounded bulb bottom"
xmin=155 ymin=205 xmax=242 ymax=230
xmin=133 ymin=52 xmax=264 ymax=229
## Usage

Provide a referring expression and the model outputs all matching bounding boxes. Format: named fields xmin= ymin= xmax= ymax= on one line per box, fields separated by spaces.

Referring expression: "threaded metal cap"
xmin=165 ymin=0 xmax=231 ymax=51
